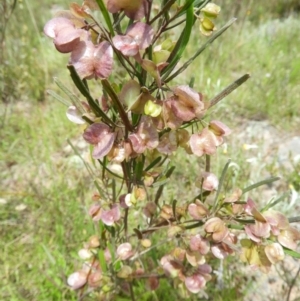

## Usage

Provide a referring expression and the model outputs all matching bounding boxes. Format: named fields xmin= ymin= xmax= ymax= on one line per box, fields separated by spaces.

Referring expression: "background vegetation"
xmin=1 ymin=0 xmax=300 ymax=300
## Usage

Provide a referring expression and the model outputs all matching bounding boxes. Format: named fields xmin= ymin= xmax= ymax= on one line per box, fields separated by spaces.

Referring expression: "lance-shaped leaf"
xmin=70 ymin=41 xmax=113 ymax=79
xmin=83 ymin=123 xmax=115 ymax=159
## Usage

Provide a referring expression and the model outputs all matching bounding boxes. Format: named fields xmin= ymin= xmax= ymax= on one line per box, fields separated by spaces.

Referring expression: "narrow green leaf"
xmin=172 ymin=199 xmax=177 ymax=220
xmin=152 ymin=178 xmax=169 ymax=187
xmin=283 ymin=247 xmax=300 ymax=259
xmin=227 ymin=224 xmax=244 ymax=230
xmin=67 ymin=65 xmax=114 ymax=126
xmin=94 ymin=180 xmax=105 ymax=197
xmin=161 ymin=1 xmax=194 ymax=77
xmin=212 ymin=159 xmax=231 ymax=213
xmin=134 ymin=159 xmax=144 ymax=183
xmin=98 ymin=249 xmax=107 ymax=272
xmin=107 ymin=241 xmax=115 ymax=262
xmin=67 ymin=139 xmax=95 ymax=178
xmin=242 ymin=177 xmax=281 ymax=194
xmin=209 ymin=74 xmax=251 ymax=108
xmin=289 ymin=216 xmax=300 ymax=223
xmin=175 ymin=0 xmax=208 ymax=18
xmin=54 ymin=77 xmax=83 ymax=111
xmin=46 ymin=89 xmax=70 ymax=107
xmin=150 ymin=0 xmax=176 ymax=25
xmin=133 ymin=228 xmax=143 ymax=240
xmin=144 ymin=156 xmax=162 ymax=172
xmin=189 ymin=76 xmax=195 ymax=88
xmin=154 ymin=166 xmax=175 ymax=203
xmin=95 ymin=0 xmax=114 ymax=36
xmin=233 ymin=218 xmax=255 ymax=224
xmin=166 ymin=165 xmax=176 ymax=178
xmin=101 ymin=79 xmax=133 ymax=131
xmin=262 ymin=192 xmax=289 ymax=211
xmin=98 ymin=159 xmax=124 ymax=180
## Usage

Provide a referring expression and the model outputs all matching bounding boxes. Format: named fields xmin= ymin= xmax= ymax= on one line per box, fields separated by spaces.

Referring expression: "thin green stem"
xmin=149 ymin=0 xmax=176 ymax=25
xmin=101 ymin=79 xmax=133 ymax=132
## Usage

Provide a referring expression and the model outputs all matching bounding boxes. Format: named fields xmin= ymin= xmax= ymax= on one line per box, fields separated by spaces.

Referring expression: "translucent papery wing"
xmin=92 ymin=132 xmax=116 ymax=159
xmin=189 ymin=128 xmax=218 ymax=157
xmin=70 ymin=41 xmax=96 ymax=79
xmin=126 ymin=22 xmax=154 ymax=50
xmin=94 ymin=41 xmax=113 ymax=79
xmin=112 ymin=35 xmax=139 ymax=57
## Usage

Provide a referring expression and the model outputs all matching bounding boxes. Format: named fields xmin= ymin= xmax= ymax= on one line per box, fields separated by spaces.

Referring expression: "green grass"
xmin=1 ymin=0 xmax=300 ymax=300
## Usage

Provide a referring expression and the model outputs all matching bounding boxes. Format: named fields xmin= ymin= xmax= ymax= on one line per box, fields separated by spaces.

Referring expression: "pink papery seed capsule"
xmin=184 ymin=274 xmax=206 ymax=294
xmin=128 ymin=116 xmax=159 ymax=154
xmin=88 ymin=270 xmax=103 ymax=287
xmin=112 ymin=22 xmax=154 ymax=57
xmin=201 ymin=171 xmax=219 ymax=191
xmin=117 ymin=243 xmax=134 ymax=260
xmin=188 ymin=199 xmax=209 ymax=220
xmin=264 ymin=243 xmax=285 ymax=264
xmin=189 ymin=234 xmax=210 ymax=255
xmin=83 ymin=123 xmax=116 ymax=159
xmin=204 ymin=217 xmax=229 ymax=243
xmin=171 ymin=85 xmax=205 ymax=122
xmin=88 ymin=204 xmax=102 ymax=221
xmin=185 ymin=249 xmax=205 ymax=267
xmin=44 ymin=17 xmax=87 ymax=53
xmin=160 ymin=255 xmax=183 ymax=278
xmin=100 ymin=204 xmax=121 ymax=226
xmin=67 ymin=270 xmax=88 ymax=290
xmin=278 ymin=226 xmax=300 ymax=250
xmin=106 ymin=0 xmax=148 ymax=20
xmin=189 ymin=127 xmax=219 ymax=157
xmin=70 ymin=40 xmax=113 ymax=80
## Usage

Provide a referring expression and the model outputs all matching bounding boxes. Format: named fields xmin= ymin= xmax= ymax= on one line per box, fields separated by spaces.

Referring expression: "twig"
xmin=286 ymin=264 xmax=300 ymax=301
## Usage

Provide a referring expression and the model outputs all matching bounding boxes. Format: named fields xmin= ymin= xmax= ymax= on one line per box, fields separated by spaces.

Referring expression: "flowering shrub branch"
xmin=44 ymin=0 xmax=300 ymax=299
